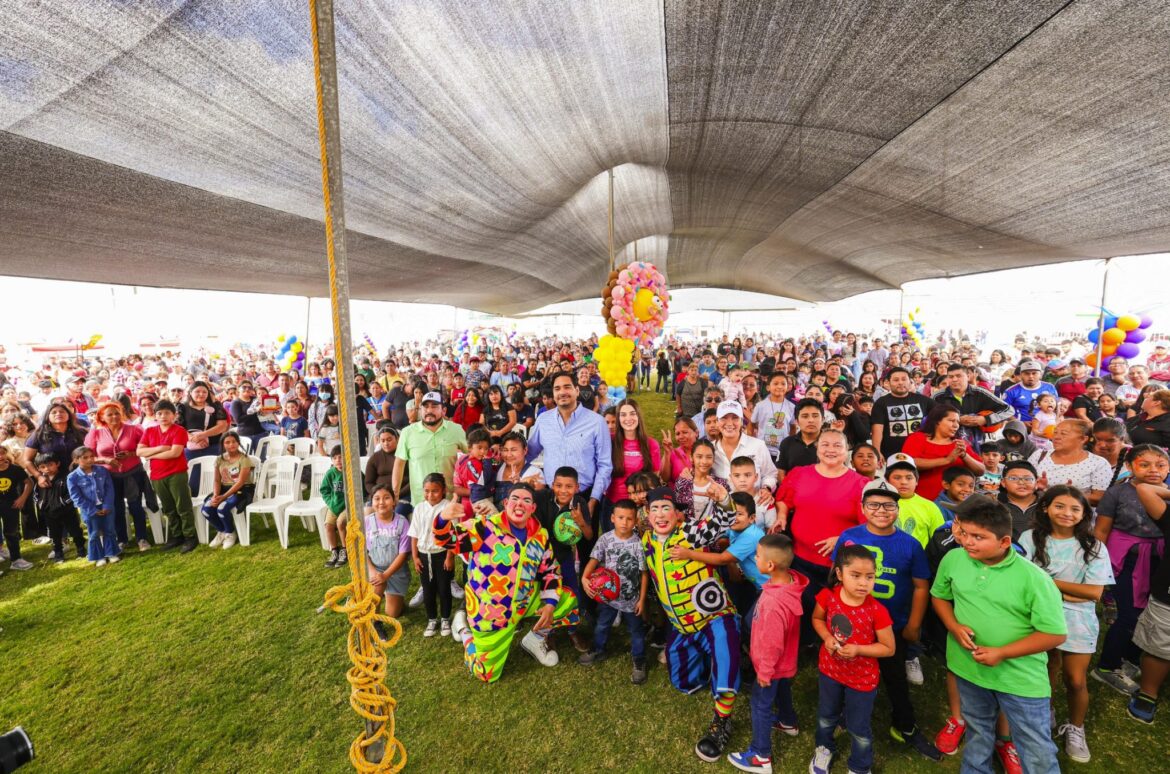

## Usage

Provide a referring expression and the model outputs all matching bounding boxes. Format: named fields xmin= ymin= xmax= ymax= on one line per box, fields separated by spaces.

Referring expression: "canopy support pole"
xmin=304 ymin=297 xmax=312 ymax=363
xmin=1093 ymin=258 xmax=1113 ymax=377
xmin=607 ymin=168 xmax=615 ymax=269
xmin=308 ymin=1 xmax=404 ymax=771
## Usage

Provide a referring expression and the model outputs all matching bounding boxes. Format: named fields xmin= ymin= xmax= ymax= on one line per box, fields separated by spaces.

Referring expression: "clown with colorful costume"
xmin=642 ymin=485 xmax=741 ymax=762
xmin=435 ymin=483 xmax=579 ymax=682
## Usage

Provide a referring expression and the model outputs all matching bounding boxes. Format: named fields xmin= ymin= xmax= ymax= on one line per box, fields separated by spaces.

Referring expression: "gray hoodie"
xmin=999 ymin=419 xmax=1038 ymax=462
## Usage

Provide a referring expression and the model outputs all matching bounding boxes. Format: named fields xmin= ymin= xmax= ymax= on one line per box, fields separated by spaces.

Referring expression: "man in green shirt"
xmin=392 ymin=392 xmax=468 ymax=505
xmin=931 ymin=495 xmax=1065 ymax=774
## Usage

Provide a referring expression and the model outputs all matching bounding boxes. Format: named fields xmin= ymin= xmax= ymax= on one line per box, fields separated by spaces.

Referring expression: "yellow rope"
xmin=308 ymin=0 xmax=406 ymax=770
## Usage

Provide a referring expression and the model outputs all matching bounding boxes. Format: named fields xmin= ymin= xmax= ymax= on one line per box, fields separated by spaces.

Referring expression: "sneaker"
xmin=408 ymin=587 xmax=425 ymax=609
xmin=450 ymin=580 xmax=465 ymax=599
xmin=95 ymin=559 xmax=107 ymax=568
xmin=1057 ymin=723 xmax=1090 ymax=763
xmin=33 ymin=536 xmax=52 ymax=545
xmin=107 ymin=555 xmax=121 ymax=564
xmin=209 ymin=532 xmax=225 ymax=548
xmin=935 ymin=716 xmax=966 ymax=755
xmin=1092 ymin=666 xmax=1139 ymax=696
xmin=1128 ymin=694 xmax=1157 ymax=724
xmin=179 ymin=538 xmax=198 ymax=554
xmin=521 ymin=630 xmax=559 ymax=667
xmin=10 ymin=558 xmax=33 ymax=571
xmin=160 ymin=536 xmax=184 ymax=551
xmin=334 ymin=547 xmax=348 ymax=567
xmin=905 ymin=656 xmax=925 ymax=685
xmin=424 ymin=619 xmax=439 ymax=638
xmin=577 ymin=649 xmax=606 ymax=666
xmin=994 ymin=739 xmax=1023 ymax=774
xmin=568 ymin=630 xmax=591 ymax=653
xmin=808 ymin=745 xmax=833 ymax=774
xmin=891 ymin=728 xmax=941 ymax=761
xmin=440 ymin=619 xmax=452 ymax=638
xmin=451 ymin=610 xmax=469 ymax=643
xmin=138 ymin=539 xmax=151 ymax=552
xmin=222 ymin=533 xmax=237 ymax=550
xmin=324 ymin=548 xmax=341 ymax=568
xmin=1121 ymin=659 xmax=1142 ymax=681
xmin=728 ymin=750 xmax=772 ymax=774
xmin=631 ymin=659 xmax=648 ymax=685
xmin=773 ymin=720 xmax=799 ymax=736
xmin=695 ymin=714 xmax=732 ymax=762
xmin=49 ymin=551 xmax=65 ymax=564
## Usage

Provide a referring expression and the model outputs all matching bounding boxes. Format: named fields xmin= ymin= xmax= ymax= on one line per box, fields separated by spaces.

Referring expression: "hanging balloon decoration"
xmin=822 ymin=320 xmax=834 ymax=335
xmin=1085 ymin=310 xmax=1154 ymax=369
xmin=276 ymin=334 xmax=306 ymax=373
xmin=900 ymin=308 xmax=926 ymax=350
xmin=361 ymin=333 xmax=378 ymax=359
xmin=599 ymin=261 xmax=670 ymax=387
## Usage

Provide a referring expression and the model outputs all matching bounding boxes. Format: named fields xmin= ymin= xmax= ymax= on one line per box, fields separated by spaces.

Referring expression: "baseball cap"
xmin=884 ymin=452 xmax=918 ymax=474
xmin=716 ymin=400 xmax=744 ymax=420
xmin=1047 ymin=359 xmax=1067 ymax=370
xmin=421 ymin=391 xmax=443 ymax=404
xmin=861 ymin=480 xmax=899 ymax=502
xmin=1018 ymin=358 xmax=1043 ymax=372
xmin=646 ymin=486 xmax=678 ymax=507
xmin=37 ymin=379 xmax=52 ymax=389
xmin=1069 ymin=357 xmax=1085 ymax=365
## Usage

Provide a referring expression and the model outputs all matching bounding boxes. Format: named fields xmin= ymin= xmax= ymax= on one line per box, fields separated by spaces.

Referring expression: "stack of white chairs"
xmin=254 ymin=435 xmax=285 ymax=463
xmin=238 ymin=456 xmax=302 ymax=546
xmin=283 ymin=455 xmax=334 ymax=550
xmin=188 ymin=457 xmax=218 ymax=544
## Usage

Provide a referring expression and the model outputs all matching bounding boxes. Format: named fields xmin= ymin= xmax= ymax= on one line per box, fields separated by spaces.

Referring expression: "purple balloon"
xmin=1140 ymin=314 xmax=1154 ymax=329
xmin=1126 ymin=329 xmax=1147 ymax=344
xmin=1101 ymin=355 xmax=1115 ymax=369
xmin=1116 ymin=342 xmax=1141 ymax=359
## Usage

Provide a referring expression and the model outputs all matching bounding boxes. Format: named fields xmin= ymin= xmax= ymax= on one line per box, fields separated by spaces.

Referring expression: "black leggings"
xmin=420 ymin=552 xmax=454 ymax=620
xmin=45 ymin=507 xmax=85 ymax=556
xmin=1 ymin=507 xmax=21 ymax=560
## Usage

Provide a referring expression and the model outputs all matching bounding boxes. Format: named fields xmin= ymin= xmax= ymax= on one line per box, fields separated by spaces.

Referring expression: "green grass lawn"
xmin=1 ymin=390 xmax=1164 ymax=772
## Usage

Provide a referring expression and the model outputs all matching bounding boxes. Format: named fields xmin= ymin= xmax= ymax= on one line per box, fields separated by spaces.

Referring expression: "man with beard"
xmin=393 ymin=392 xmax=468 ymax=506
xmin=871 ymin=367 xmax=937 ymax=462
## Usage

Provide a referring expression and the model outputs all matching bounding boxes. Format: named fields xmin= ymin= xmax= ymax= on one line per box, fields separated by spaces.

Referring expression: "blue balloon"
xmin=607 ymin=386 xmax=627 ymax=402
xmin=1104 ymin=315 xmax=1118 ymax=330
xmin=1087 ymin=329 xmax=1100 ymax=344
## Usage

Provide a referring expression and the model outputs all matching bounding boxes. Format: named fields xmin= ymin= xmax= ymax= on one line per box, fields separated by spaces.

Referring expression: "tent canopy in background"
xmin=2 ymin=0 xmax=1168 ymax=315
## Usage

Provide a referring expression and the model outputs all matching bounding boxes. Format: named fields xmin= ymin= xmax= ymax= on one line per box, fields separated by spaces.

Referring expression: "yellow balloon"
xmin=631 ymin=288 xmax=661 ymax=322
xmin=291 ymin=342 xmax=303 ymax=352
xmin=1116 ymin=315 xmax=1141 ymax=332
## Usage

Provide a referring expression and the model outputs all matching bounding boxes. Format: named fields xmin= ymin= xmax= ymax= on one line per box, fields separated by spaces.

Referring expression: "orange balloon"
xmin=1043 ymin=425 xmax=1055 ymax=439
xmin=1101 ymin=344 xmax=1118 ymax=356
xmin=1102 ymin=328 xmax=1126 ymax=346
xmin=1084 ymin=352 xmax=1098 ymax=368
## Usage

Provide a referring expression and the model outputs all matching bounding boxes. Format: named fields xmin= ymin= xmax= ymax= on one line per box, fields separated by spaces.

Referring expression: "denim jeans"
xmin=593 ymin=602 xmax=646 ymax=661
xmin=111 ymin=467 xmax=150 ymax=544
xmin=1099 ymin=548 xmax=1143 ymax=670
xmin=201 ymin=492 xmax=246 ymax=534
xmin=655 ymin=373 xmax=671 ymax=393
xmin=83 ymin=510 xmax=120 ymax=561
xmin=955 ymin=676 xmax=1059 ymax=774
xmin=748 ymin=676 xmax=795 ymax=757
xmin=815 ymin=674 xmax=876 ymax=773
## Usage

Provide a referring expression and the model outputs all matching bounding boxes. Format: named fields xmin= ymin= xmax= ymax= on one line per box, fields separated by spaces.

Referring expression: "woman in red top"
xmin=451 ymin=387 xmax=483 ymax=432
xmin=901 ymin=404 xmax=985 ymax=500
xmin=773 ymin=428 xmax=868 ymax=638
xmin=605 ymin=398 xmax=660 ymax=502
xmin=85 ymin=402 xmax=150 ymax=551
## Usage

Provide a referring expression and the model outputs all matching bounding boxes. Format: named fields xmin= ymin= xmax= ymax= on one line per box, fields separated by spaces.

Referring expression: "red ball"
xmin=588 ymin=567 xmax=621 ymax=603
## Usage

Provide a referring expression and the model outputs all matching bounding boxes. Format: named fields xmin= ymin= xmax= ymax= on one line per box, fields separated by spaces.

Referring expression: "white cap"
xmin=421 ymin=391 xmax=443 ymax=405
xmin=716 ymin=400 xmax=743 ymax=420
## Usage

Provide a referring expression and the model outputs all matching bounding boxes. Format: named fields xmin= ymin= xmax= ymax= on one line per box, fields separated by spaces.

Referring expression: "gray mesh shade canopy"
xmin=2 ymin=0 xmax=1169 ymax=315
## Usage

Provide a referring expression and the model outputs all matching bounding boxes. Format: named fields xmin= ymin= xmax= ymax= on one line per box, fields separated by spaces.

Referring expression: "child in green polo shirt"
xmin=931 ymin=495 xmax=1067 ymax=774
xmin=884 ymin=453 xmax=944 ymax=547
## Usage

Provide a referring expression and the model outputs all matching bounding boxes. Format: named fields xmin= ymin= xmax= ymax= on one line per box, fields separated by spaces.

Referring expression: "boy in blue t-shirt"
xmin=280 ymin=399 xmax=308 ymax=439
xmin=836 ymin=483 xmax=941 ymax=761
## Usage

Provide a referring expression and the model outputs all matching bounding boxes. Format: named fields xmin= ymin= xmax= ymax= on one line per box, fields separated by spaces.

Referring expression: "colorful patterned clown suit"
xmin=643 ymin=508 xmax=741 ymax=700
xmin=435 ymin=510 xmax=579 ymax=683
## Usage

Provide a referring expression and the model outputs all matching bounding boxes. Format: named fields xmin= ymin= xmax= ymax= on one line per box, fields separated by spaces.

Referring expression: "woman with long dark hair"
xmin=482 ymin=385 xmax=517 ymax=442
xmin=607 ymin=398 xmax=660 ymax=507
xmin=902 ymin=404 xmax=985 ymax=499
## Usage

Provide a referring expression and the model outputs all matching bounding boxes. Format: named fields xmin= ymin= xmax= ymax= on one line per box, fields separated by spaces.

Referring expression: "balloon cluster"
xmin=276 ymin=334 xmax=305 ymax=373
xmin=601 ymin=262 xmax=670 ymax=349
xmin=821 ymin=320 xmax=834 ymax=335
xmin=901 ymin=308 xmax=926 ymax=349
xmin=81 ymin=334 xmax=102 ymax=351
xmin=592 ymin=335 xmax=636 ymax=389
xmin=1086 ymin=312 xmax=1154 ymax=369
xmin=361 ymin=333 xmax=377 ymax=358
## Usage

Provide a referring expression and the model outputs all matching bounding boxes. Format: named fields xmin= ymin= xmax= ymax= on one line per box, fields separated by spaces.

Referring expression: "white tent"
xmin=3 ymin=1 xmax=1169 ymax=314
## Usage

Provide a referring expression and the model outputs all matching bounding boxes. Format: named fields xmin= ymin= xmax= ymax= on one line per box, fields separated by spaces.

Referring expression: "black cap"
xmin=646 ymin=486 xmax=678 ymax=507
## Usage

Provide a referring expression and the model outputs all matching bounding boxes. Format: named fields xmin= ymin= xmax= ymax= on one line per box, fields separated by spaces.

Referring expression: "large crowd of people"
xmin=4 ymin=327 xmax=1170 ymax=773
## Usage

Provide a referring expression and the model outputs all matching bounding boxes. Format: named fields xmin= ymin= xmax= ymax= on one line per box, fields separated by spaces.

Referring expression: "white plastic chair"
xmin=240 ymin=457 xmax=302 ymax=546
xmin=188 ymin=456 xmax=218 ymax=544
xmin=236 ymin=435 xmax=253 ymax=454
xmin=287 ymin=437 xmax=315 ymax=460
xmin=283 ymin=456 xmax=334 ymax=550
xmin=255 ymin=435 xmax=285 ymax=462
xmin=141 ymin=459 xmax=168 ymax=544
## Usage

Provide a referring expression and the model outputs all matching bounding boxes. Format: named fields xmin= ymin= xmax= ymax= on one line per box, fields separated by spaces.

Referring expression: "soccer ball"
xmin=588 ymin=567 xmax=621 ymax=603
xmin=553 ymin=511 xmax=583 ymax=545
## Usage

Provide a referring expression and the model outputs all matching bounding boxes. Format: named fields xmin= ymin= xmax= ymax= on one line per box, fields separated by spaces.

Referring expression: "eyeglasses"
xmin=863 ymin=502 xmax=898 ymax=512
xmin=1005 ymin=476 xmax=1036 ymax=483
